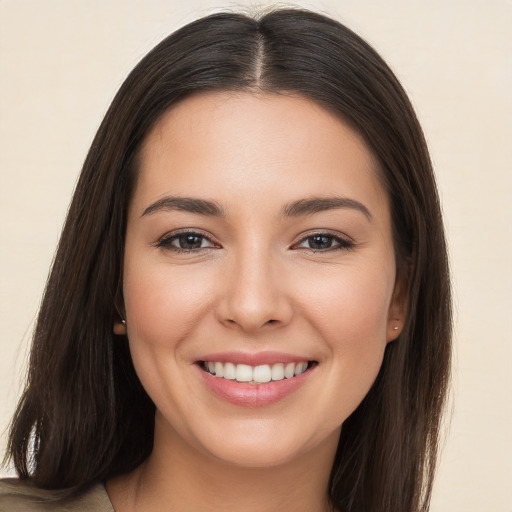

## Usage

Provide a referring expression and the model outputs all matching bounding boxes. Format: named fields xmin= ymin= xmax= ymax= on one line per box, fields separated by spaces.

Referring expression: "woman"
xmin=1 ymin=7 xmax=451 ymax=512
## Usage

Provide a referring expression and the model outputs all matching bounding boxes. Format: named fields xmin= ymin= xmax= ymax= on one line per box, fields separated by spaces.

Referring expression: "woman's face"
xmin=120 ymin=91 xmax=404 ymax=467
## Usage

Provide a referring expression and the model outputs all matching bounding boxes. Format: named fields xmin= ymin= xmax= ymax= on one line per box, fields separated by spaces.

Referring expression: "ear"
xmin=113 ymin=290 xmax=127 ymax=335
xmin=113 ymin=320 xmax=127 ymax=335
xmin=113 ymin=277 xmax=126 ymax=335
xmin=386 ymin=270 xmax=409 ymax=343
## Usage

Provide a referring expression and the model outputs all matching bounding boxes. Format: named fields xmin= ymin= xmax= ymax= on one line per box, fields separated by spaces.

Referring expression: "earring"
xmin=113 ymin=319 xmax=127 ymax=335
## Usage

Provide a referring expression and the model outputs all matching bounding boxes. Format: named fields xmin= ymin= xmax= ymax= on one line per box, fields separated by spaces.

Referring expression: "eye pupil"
xmin=309 ymin=235 xmax=332 ymax=249
xmin=179 ymin=234 xmax=203 ymax=249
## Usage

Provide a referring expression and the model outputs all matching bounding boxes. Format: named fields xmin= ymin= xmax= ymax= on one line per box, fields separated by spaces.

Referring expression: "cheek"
xmin=298 ymin=261 xmax=392 ymax=375
xmin=305 ymin=265 xmax=390 ymax=331
xmin=121 ymin=260 xmax=216 ymax=416
xmin=122 ymin=258 xmax=215 ymax=348
xmin=309 ymin=268 xmax=392 ymax=419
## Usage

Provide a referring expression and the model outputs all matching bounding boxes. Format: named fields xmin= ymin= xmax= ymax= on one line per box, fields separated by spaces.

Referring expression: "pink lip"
xmin=198 ymin=351 xmax=311 ymax=366
xmin=196 ymin=361 xmax=315 ymax=407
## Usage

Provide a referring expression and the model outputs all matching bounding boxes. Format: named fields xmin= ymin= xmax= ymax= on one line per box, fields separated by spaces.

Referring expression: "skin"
xmin=108 ymin=91 xmax=406 ymax=512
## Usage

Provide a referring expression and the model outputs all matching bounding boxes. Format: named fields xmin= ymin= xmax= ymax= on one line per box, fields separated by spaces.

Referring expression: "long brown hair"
xmin=6 ymin=8 xmax=451 ymax=511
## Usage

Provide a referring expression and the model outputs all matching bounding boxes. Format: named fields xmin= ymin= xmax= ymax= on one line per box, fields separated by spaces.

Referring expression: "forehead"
xmin=133 ymin=91 xmax=388 ymax=219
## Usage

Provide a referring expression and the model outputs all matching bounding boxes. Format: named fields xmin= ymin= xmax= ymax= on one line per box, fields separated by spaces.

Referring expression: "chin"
xmin=189 ymin=418 xmax=340 ymax=470
xmin=204 ymin=440 xmax=308 ymax=469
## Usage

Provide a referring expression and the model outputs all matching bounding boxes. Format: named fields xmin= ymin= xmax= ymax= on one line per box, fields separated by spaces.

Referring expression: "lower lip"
xmin=197 ymin=364 xmax=314 ymax=407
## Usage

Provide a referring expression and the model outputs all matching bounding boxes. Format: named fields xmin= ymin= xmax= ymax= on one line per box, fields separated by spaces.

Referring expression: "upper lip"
xmin=197 ymin=351 xmax=313 ymax=366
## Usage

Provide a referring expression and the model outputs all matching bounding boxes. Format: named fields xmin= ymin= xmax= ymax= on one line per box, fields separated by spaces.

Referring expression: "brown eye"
xmin=174 ymin=234 xmax=205 ymax=249
xmin=156 ymin=231 xmax=217 ymax=252
xmin=307 ymin=235 xmax=335 ymax=250
xmin=295 ymin=233 xmax=354 ymax=252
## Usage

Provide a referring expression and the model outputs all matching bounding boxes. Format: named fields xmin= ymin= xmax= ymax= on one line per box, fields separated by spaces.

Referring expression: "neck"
xmin=107 ymin=414 xmax=339 ymax=512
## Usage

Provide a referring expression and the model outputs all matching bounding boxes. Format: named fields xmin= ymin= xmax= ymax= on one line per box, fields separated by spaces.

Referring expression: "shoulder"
xmin=0 ymin=478 xmax=114 ymax=512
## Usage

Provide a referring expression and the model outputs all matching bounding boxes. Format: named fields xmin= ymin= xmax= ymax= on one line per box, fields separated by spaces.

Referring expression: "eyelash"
xmin=155 ymin=230 xmax=218 ymax=253
xmin=155 ymin=230 xmax=355 ymax=254
xmin=292 ymin=232 xmax=355 ymax=252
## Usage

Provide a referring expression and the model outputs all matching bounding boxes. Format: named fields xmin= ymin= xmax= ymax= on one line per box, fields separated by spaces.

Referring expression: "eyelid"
xmin=291 ymin=230 xmax=355 ymax=251
xmin=155 ymin=229 xmax=220 ymax=251
xmin=154 ymin=228 xmax=354 ymax=253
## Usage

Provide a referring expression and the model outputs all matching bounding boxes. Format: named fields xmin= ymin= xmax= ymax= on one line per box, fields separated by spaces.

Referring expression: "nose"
xmin=216 ymin=248 xmax=293 ymax=333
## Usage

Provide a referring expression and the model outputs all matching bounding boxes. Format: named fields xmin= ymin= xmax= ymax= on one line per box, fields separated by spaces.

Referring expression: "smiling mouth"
xmin=199 ymin=361 xmax=317 ymax=385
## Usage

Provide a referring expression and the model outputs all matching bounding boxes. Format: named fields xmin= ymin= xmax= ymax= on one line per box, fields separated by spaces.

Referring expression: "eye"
xmin=156 ymin=231 xmax=218 ymax=252
xmin=294 ymin=233 xmax=354 ymax=252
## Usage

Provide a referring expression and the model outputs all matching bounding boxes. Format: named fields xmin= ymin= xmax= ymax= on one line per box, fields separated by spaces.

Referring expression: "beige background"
xmin=1 ymin=1 xmax=511 ymax=510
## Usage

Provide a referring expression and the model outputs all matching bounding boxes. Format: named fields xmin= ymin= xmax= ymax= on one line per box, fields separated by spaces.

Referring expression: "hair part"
xmin=6 ymin=8 xmax=451 ymax=512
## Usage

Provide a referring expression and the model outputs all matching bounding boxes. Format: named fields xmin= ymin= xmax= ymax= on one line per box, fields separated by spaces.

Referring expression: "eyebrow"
xmin=141 ymin=196 xmax=226 ymax=217
xmin=282 ymin=196 xmax=372 ymax=221
xmin=141 ymin=195 xmax=371 ymax=221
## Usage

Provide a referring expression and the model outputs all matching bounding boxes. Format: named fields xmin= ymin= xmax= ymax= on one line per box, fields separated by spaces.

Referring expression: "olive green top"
xmin=0 ymin=478 xmax=114 ymax=512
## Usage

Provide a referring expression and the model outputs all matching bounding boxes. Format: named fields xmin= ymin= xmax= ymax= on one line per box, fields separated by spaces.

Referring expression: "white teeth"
xmin=214 ymin=362 xmax=224 ymax=378
xmin=204 ymin=361 xmax=311 ymax=384
xmin=284 ymin=363 xmax=296 ymax=379
xmin=294 ymin=362 xmax=308 ymax=376
xmin=253 ymin=365 xmax=272 ymax=383
xmin=235 ymin=364 xmax=253 ymax=382
xmin=271 ymin=363 xmax=285 ymax=380
xmin=223 ymin=362 xmax=236 ymax=380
